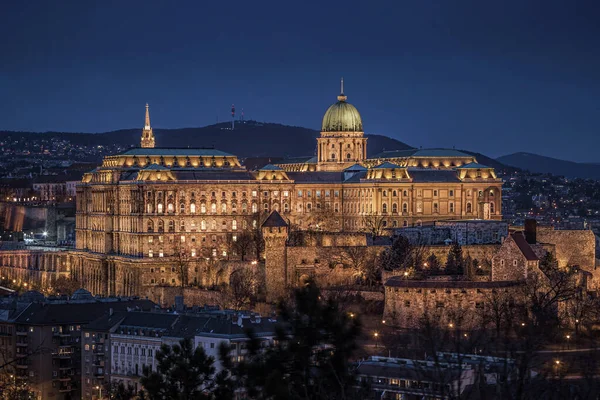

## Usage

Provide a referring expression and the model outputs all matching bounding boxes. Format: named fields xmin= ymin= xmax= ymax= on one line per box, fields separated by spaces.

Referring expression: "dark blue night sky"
xmin=1 ymin=0 xmax=598 ymax=161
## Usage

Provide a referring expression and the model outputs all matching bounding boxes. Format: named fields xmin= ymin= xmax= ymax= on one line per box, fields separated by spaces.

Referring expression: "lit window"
xmin=200 ymin=203 xmax=206 ymax=213
xmin=148 ymin=250 xmax=153 ymax=258
xmin=232 ymin=220 xmax=237 ymax=230
xmin=190 ymin=203 xmax=196 ymax=214
xmin=211 ymin=203 xmax=217 ymax=213
xmin=180 ymin=235 xmax=185 ymax=243
xmin=191 ymin=249 xmax=196 ymax=257
xmin=159 ymin=250 xmax=163 ymax=258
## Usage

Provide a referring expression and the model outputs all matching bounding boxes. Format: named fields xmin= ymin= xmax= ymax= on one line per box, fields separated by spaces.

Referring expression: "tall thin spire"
xmin=144 ymin=103 xmax=151 ymax=130
xmin=141 ymin=103 xmax=155 ymax=148
xmin=337 ymin=77 xmax=347 ymax=102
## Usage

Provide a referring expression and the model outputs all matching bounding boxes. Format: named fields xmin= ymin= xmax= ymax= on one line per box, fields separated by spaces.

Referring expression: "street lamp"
xmin=95 ymin=385 xmax=103 ymax=400
xmin=374 ymin=332 xmax=379 ymax=348
xmin=566 ymin=334 xmax=571 ymax=350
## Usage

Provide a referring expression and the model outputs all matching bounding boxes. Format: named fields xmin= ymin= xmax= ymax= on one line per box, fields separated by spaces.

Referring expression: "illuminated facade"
xmin=4 ymin=85 xmax=503 ymax=297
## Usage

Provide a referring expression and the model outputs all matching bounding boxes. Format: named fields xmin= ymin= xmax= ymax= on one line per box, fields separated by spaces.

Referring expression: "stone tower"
xmin=261 ymin=210 xmax=289 ymax=302
xmin=140 ymin=103 xmax=155 ymax=148
xmin=317 ymin=78 xmax=367 ymax=171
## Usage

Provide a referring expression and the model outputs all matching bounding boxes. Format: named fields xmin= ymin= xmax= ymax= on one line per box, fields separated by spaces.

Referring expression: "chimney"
xmin=524 ymin=219 xmax=537 ymax=244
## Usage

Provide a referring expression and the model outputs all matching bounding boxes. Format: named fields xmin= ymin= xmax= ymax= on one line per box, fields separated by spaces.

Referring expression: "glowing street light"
xmin=374 ymin=332 xmax=380 ymax=348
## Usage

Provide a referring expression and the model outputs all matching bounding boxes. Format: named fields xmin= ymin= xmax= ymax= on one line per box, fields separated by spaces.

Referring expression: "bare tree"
xmin=171 ymin=238 xmax=197 ymax=291
xmin=224 ymin=268 xmax=257 ymax=310
xmin=231 ymin=231 xmax=254 ymax=261
xmin=361 ymin=213 xmax=386 ymax=238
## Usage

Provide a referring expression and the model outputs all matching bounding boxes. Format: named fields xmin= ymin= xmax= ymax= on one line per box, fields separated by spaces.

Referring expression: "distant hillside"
xmin=459 ymin=150 xmax=520 ymax=173
xmin=497 ymin=152 xmax=600 ymax=180
xmin=0 ymin=121 xmax=413 ymax=159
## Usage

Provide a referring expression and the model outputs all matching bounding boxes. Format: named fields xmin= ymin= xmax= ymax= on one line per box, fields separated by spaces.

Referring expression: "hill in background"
xmin=0 ymin=121 xmax=413 ymax=159
xmin=497 ymin=152 xmax=600 ymax=180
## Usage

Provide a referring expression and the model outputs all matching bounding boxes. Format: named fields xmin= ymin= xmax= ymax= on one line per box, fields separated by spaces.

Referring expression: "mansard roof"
xmin=260 ymin=164 xmax=283 ymax=171
xmin=344 ymin=163 xmax=367 ymax=172
xmin=373 ymin=161 xmax=403 ymax=169
xmin=370 ymin=148 xmax=472 ymax=159
xmin=457 ymin=162 xmax=491 ymax=169
xmin=119 ymin=147 xmax=234 ymax=157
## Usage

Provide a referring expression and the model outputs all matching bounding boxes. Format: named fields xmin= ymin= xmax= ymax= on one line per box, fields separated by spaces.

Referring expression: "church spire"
xmin=144 ymin=103 xmax=151 ymax=130
xmin=140 ymin=103 xmax=155 ymax=148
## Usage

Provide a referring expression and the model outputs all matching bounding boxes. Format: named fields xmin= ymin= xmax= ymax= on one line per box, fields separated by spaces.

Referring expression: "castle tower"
xmin=317 ymin=78 xmax=367 ymax=171
xmin=140 ymin=103 xmax=155 ymax=148
xmin=261 ymin=210 xmax=289 ymax=302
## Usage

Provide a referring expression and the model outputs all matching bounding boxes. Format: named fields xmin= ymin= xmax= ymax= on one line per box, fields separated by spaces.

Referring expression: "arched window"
xmin=449 ymin=202 xmax=454 ymax=213
xmin=147 ymin=220 xmax=154 ymax=232
xmin=382 ymin=203 xmax=388 ymax=213
xmin=168 ymin=220 xmax=175 ymax=232
xmin=211 ymin=203 xmax=217 ymax=213
xmin=402 ymin=202 xmax=408 ymax=213
xmin=221 ymin=203 xmax=226 ymax=213
xmin=490 ymin=190 xmax=495 ymax=197
xmin=179 ymin=203 xmax=185 ymax=213
xmin=242 ymin=203 xmax=247 ymax=213
xmin=232 ymin=220 xmax=237 ymax=230
xmin=393 ymin=190 xmax=397 ymax=197
xmin=201 ymin=220 xmax=206 ymax=230
xmin=158 ymin=220 xmax=164 ymax=232
xmin=180 ymin=220 xmax=185 ymax=232
xmin=433 ymin=203 xmax=439 ymax=213
xmin=346 ymin=153 xmax=351 ymax=160
xmin=392 ymin=203 xmax=398 ymax=213
xmin=331 ymin=153 xmax=336 ymax=160
xmin=284 ymin=203 xmax=289 ymax=212
xmin=383 ymin=190 xmax=387 ymax=197
xmin=157 ymin=203 xmax=163 ymax=213
xmin=251 ymin=203 xmax=257 ymax=213
xmin=490 ymin=202 xmax=495 ymax=214
xmin=211 ymin=220 xmax=217 ymax=230
xmin=167 ymin=203 xmax=174 ymax=213
xmin=403 ymin=190 xmax=408 ymax=197
xmin=190 ymin=203 xmax=196 ymax=214
xmin=200 ymin=203 xmax=206 ymax=213
xmin=466 ymin=202 xmax=472 ymax=213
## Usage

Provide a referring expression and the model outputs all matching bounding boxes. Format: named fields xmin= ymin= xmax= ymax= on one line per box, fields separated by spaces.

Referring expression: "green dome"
xmin=321 ymin=93 xmax=363 ymax=132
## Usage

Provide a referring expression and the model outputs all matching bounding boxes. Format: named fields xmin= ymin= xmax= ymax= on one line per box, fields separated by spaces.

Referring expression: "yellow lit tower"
xmin=140 ymin=103 xmax=155 ymax=148
xmin=317 ymin=78 xmax=367 ymax=171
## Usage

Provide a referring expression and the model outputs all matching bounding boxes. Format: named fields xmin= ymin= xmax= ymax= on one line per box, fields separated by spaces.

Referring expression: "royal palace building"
xmin=3 ymin=83 xmax=503 ymax=297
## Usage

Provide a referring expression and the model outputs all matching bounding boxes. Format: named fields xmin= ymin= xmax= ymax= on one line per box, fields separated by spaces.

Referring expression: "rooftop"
xmin=119 ymin=147 xmax=235 ymax=157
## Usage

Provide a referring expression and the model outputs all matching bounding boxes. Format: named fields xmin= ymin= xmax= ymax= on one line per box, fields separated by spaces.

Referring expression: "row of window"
xmin=150 ymin=190 xmax=290 ymax=200
xmin=147 ymin=219 xmax=250 ymax=232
